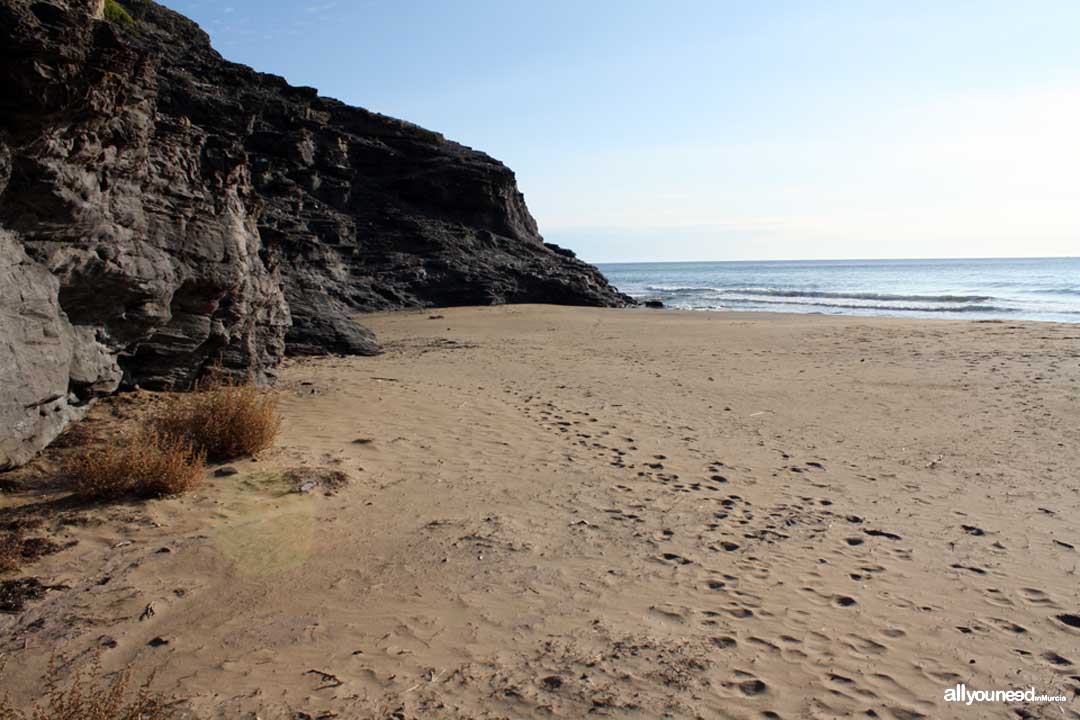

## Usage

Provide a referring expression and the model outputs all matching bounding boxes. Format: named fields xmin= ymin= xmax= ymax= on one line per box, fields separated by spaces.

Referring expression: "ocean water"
xmin=597 ymin=257 xmax=1080 ymax=323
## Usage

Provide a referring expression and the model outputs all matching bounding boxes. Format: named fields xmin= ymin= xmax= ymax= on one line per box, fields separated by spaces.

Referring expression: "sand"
xmin=1 ymin=305 xmax=1079 ymax=719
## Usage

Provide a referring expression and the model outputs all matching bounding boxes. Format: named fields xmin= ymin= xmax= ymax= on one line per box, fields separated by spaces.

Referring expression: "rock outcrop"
xmin=0 ymin=0 xmax=630 ymax=467
xmin=0 ymin=231 xmax=80 ymax=468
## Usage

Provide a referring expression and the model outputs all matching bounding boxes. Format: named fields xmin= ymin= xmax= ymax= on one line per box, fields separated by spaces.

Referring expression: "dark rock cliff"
xmin=0 ymin=0 xmax=631 ymax=468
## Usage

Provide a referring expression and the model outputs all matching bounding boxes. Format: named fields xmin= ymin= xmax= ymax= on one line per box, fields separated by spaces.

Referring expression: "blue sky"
xmin=166 ymin=0 xmax=1080 ymax=262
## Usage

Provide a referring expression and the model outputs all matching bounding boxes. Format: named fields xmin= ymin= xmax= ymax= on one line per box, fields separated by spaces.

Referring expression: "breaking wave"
xmin=644 ymin=286 xmax=994 ymax=303
xmin=607 ymin=258 xmax=1080 ymax=322
xmin=707 ymin=297 xmax=1017 ymax=313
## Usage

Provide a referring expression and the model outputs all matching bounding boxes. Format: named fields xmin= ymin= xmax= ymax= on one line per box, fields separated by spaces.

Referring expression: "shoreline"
xmin=599 ymin=256 xmax=1080 ymax=325
xmin=2 ymin=305 xmax=1078 ymax=718
xmin=373 ymin=303 xmax=1080 ymax=332
xmin=614 ymin=304 xmax=1080 ymax=326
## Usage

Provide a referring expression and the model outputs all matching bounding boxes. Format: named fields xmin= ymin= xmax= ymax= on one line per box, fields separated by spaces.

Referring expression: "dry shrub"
xmin=0 ymin=534 xmax=66 ymax=576
xmin=0 ymin=662 xmax=174 ymax=720
xmin=284 ymin=467 xmax=349 ymax=495
xmin=0 ymin=577 xmax=47 ymax=613
xmin=0 ymin=533 xmax=21 ymax=574
xmin=63 ymin=429 xmax=205 ymax=501
xmin=155 ymin=377 xmax=281 ymax=461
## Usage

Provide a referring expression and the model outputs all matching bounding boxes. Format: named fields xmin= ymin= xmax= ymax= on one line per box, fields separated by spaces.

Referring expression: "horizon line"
xmin=590 ymin=254 xmax=1080 ymax=266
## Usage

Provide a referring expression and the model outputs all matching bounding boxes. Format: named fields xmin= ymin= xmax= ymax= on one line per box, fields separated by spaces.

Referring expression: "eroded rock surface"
xmin=0 ymin=0 xmax=630 ymax=466
xmin=0 ymin=231 xmax=79 ymax=468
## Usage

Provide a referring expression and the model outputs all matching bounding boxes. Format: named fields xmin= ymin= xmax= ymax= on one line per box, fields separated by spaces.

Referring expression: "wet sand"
xmin=2 ymin=305 xmax=1079 ymax=719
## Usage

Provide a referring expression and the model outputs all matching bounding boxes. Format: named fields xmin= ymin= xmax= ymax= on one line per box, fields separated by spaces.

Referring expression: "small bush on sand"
xmin=64 ymin=429 xmax=205 ymax=501
xmin=0 ymin=662 xmax=174 ymax=720
xmin=154 ymin=377 xmax=281 ymax=461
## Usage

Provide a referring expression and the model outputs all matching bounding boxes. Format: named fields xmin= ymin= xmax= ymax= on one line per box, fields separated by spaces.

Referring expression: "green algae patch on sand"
xmin=211 ymin=508 xmax=317 ymax=576
xmin=202 ymin=468 xmax=329 ymax=575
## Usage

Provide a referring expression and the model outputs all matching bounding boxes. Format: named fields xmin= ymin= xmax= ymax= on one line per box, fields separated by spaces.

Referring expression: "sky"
xmin=165 ymin=0 xmax=1080 ymax=263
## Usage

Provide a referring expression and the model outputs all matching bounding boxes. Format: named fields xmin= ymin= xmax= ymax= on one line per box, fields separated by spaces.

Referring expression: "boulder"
xmin=0 ymin=231 xmax=79 ymax=469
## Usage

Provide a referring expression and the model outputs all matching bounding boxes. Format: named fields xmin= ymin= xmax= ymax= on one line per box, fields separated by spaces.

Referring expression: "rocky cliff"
xmin=0 ymin=0 xmax=631 ymax=468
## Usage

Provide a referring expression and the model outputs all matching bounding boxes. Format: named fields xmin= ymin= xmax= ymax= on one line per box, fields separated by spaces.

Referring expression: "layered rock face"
xmin=0 ymin=0 xmax=630 ymax=467
xmin=0 ymin=231 xmax=80 ymax=468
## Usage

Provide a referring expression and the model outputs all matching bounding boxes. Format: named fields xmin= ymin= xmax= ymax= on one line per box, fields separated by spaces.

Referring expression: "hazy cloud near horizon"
xmin=165 ymin=0 xmax=1080 ymax=263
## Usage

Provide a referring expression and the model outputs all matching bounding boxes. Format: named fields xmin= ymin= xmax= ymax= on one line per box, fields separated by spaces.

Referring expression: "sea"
xmin=597 ymin=257 xmax=1080 ymax=324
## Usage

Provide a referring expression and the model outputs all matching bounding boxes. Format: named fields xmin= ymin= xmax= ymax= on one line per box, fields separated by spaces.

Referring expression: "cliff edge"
xmin=0 ymin=0 xmax=631 ymax=468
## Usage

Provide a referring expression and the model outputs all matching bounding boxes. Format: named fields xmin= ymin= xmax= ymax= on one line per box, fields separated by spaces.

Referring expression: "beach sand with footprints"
xmin=2 ymin=305 xmax=1079 ymax=718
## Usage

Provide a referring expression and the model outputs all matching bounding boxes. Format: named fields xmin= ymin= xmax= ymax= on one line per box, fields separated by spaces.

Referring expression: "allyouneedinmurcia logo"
xmin=944 ymin=684 xmax=1068 ymax=706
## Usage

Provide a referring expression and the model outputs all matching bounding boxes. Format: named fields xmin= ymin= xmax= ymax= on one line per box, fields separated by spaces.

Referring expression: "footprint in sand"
xmin=864 ymin=529 xmax=902 ymax=540
xmin=950 ymin=563 xmax=987 ymax=575
xmin=851 ymin=640 xmax=891 ymax=663
xmin=747 ymin=636 xmax=781 ymax=653
xmin=735 ymin=677 xmax=768 ymax=696
xmin=1054 ymin=613 xmax=1080 ymax=630
xmin=988 ymin=617 xmax=1028 ymax=635
xmin=828 ymin=673 xmax=855 ymax=687
xmin=1018 ymin=587 xmax=1057 ymax=607
xmin=1041 ymin=651 xmax=1073 ymax=667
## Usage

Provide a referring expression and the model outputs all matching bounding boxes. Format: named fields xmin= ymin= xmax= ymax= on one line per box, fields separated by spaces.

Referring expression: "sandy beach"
xmin=2 ymin=305 xmax=1079 ymax=719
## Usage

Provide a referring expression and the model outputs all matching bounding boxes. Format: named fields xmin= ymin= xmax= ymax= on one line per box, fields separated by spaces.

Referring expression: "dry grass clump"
xmin=154 ymin=377 xmax=281 ymax=462
xmin=63 ymin=429 xmax=205 ymax=501
xmin=0 ymin=532 xmax=21 ymax=574
xmin=57 ymin=373 xmax=278 ymax=502
xmin=0 ymin=532 xmax=68 ymax=580
xmin=0 ymin=663 xmax=174 ymax=720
